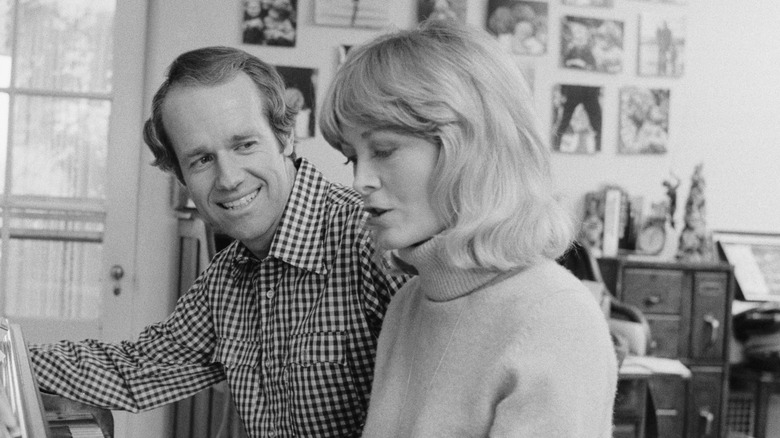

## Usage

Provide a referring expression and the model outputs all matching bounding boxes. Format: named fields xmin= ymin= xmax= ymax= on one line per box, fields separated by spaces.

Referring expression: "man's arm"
xmin=29 ymin=275 xmax=225 ymax=413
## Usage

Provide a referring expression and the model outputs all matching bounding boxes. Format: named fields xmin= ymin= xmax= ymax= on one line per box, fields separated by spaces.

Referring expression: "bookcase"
xmin=599 ymin=257 xmax=735 ymax=437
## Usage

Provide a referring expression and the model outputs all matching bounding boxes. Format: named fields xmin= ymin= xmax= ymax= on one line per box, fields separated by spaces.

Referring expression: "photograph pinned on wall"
xmin=638 ymin=14 xmax=686 ymax=77
xmin=276 ymin=66 xmax=318 ymax=140
xmin=486 ymin=0 xmax=548 ymax=56
xmin=418 ymin=0 xmax=467 ymax=23
xmin=619 ymin=87 xmax=670 ymax=154
xmin=314 ymin=0 xmax=389 ymax=29
xmin=629 ymin=0 xmax=686 ymax=5
xmin=560 ymin=16 xmax=624 ymax=74
xmin=561 ymin=0 xmax=614 ymax=7
xmin=242 ymin=0 xmax=298 ymax=47
xmin=551 ymin=84 xmax=603 ymax=154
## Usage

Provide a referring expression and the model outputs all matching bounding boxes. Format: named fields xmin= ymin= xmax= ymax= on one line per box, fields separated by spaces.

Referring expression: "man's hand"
xmin=0 ymin=390 xmax=21 ymax=438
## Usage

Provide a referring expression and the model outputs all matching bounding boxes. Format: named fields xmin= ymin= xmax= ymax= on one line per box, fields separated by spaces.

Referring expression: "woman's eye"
xmin=238 ymin=141 xmax=256 ymax=150
xmin=373 ymin=148 xmax=394 ymax=159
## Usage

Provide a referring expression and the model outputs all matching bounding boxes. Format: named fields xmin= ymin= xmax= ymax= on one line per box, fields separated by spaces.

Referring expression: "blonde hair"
xmin=320 ymin=20 xmax=573 ymax=270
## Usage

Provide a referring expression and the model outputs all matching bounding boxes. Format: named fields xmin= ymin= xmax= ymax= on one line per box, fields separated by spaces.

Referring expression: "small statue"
xmin=662 ymin=172 xmax=680 ymax=229
xmin=676 ymin=163 xmax=715 ymax=262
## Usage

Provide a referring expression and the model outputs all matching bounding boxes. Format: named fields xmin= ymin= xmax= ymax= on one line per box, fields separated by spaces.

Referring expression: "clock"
xmin=636 ymin=219 xmax=667 ymax=255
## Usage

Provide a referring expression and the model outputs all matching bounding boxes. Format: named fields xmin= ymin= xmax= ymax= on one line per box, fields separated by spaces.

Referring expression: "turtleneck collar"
xmin=396 ymin=236 xmax=515 ymax=302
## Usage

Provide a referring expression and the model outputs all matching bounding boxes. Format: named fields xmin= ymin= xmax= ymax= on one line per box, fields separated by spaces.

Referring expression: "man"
xmin=24 ymin=47 xmax=407 ymax=437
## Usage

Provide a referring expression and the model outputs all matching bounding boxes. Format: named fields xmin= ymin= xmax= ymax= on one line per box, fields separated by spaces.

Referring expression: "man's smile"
xmin=218 ymin=189 xmax=260 ymax=210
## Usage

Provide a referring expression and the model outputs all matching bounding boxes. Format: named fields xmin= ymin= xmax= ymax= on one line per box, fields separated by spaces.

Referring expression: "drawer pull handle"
xmin=644 ymin=295 xmax=661 ymax=306
xmin=703 ymin=314 xmax=720 ymax=346
xmin=699 ymin=408 xmax=714 ymax=436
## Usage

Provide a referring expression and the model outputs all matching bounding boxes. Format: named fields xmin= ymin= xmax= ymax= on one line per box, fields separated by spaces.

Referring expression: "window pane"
xmin=6 ymin=237 xmax=102 ymax=319
xmin=15 ymin=0 xmax=114 ymax=93
xmin=11 ymin=95 xmax=108 ymax=198
xmin=0 ymin=0 xmax=13 ymax=87
xmin=0 ymin=92 xmax=7 ymax=193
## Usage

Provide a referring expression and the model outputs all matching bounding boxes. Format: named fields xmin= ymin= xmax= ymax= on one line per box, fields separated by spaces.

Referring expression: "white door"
xmin=0 ymin=0 xmax=148 ymax=345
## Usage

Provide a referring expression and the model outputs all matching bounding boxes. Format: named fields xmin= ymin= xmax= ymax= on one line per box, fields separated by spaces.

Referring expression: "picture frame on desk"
xmin=713 ymin=230 xmax=780 ymax=301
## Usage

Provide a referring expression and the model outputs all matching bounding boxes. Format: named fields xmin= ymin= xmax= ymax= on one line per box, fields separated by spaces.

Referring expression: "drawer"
xmin=687 ymin=369 xmax=724 ymax=438
xmin=649 ymin=375 xmax=686 ymax=437
xmin=647 ymin=316 xmax=681 ymax=358
xmin=691 ymin=273 xmax=729 ymax=361
xmin=622 ymin=268 xmax=685 ymax=314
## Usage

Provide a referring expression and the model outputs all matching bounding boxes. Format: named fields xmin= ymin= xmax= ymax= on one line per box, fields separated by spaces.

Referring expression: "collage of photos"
xmin=237 ymin=0 xmax=686 ymax=155
xmin=483 ymin=0 xmax=685 ymax=155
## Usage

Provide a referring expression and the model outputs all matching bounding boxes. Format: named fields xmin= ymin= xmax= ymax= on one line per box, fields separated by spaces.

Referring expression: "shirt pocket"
xmin=286 ymin=332 xmax=363 ymax=436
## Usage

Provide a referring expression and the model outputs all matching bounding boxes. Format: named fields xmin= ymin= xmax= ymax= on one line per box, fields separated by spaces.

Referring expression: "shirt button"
xmin=266 ymin=289 xmax=275 ymax=299
xmin=268 ymin=431 xmax=275 ymax=438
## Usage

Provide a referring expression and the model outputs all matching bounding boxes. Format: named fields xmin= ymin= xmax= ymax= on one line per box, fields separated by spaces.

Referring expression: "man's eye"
xmin=191 ymin=155 xmax=213 ymax=168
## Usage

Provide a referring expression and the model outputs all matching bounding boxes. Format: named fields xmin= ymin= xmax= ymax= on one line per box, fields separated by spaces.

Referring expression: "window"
xmin=0 ymin=0 xmax=115 ymax=320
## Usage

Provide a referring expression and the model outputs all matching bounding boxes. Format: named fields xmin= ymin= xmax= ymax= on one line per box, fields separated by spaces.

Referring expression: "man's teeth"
xmin=221 ymin=190 xmax=258 ymax=209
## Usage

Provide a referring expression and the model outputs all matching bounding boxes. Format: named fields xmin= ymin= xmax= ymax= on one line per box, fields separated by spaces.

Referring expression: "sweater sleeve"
xmin=489 ymin=288 xmax=618 ymax=438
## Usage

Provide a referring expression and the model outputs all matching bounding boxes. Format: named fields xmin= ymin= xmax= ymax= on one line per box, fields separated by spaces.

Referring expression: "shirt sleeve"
xmin=29 ymin=273 xmax=225 ymax=413
xmin=357 ymin=226 xmax=409 ymax=339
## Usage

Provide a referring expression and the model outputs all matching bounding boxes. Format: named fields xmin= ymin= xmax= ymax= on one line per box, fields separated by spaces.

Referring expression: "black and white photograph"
xmin=638 ymin=14 xmax=686 ymax=77
xmin=314 ymin=0 xmax=389 ymax=28
xmin=276 ymin=66 xmax=318 ymax=139
xmin=242 ymin=0 xmax=297 ymax=47
xmin=551 ymin=84 xmax=603 ymax=154
xmin=417 ymin=0 xmax=467 ymax=23
xmin=486 ymin=0 xmax=548 ymax=56
xmin=560 ymin=15 xmax=624 ymax=74
xmin=562 ymin=0 xmax=614 ymax=7
xmin=618 ymin=87 xmax=670 ymax=154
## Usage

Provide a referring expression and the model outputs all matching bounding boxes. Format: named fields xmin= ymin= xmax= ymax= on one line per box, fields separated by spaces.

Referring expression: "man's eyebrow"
xmin=181 ymin=145 xmax=209 ymax=160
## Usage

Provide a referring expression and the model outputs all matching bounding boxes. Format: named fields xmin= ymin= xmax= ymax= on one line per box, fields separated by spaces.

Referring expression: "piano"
xmin=0 ymin=319 xmax=113 ymax=437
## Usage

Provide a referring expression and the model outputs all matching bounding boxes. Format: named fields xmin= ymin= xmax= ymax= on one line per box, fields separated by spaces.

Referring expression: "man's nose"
xmin=215 ymin=155 xmax=243 ymax=190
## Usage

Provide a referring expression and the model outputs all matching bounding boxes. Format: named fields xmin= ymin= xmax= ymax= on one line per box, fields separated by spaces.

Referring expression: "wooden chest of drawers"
xmin=599 ymin=258 xmax=735 ymax=438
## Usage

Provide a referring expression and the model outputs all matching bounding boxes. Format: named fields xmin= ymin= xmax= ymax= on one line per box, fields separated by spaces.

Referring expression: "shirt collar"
xmin=230 ymin=157 xmax=331 ymax=275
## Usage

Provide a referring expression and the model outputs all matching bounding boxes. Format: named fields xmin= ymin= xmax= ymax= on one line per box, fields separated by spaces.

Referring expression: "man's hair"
xmin=143 ymin=46 xmax=297 ymax=183
xmin=320 ymin=20 xmax=573 ymax=270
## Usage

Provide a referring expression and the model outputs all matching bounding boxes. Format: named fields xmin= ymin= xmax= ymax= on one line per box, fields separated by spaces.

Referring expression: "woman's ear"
xmin=282 ymin=134 xmax=295 ymax=157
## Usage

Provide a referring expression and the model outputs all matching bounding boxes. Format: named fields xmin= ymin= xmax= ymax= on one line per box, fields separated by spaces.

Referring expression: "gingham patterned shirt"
xmin=30 ymin=158 xmax=408 ymax=438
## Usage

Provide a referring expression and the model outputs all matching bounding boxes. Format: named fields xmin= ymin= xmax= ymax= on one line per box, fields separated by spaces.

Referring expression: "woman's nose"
xmin=352 ymin=160 xmax=380 ymax=197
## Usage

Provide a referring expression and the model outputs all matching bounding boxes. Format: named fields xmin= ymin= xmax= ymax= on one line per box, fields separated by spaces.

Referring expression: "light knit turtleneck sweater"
xmin=361 ymin=237 xmax=617 ymax=437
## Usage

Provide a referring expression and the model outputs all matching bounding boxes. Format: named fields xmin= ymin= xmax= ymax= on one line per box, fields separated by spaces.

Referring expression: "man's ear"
xmin=282 ymin=134 xmax=295 ymax=157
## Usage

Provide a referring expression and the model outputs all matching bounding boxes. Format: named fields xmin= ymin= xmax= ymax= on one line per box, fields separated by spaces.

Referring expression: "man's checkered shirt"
xmin=30 ymin=158 xmax=408 ymax=438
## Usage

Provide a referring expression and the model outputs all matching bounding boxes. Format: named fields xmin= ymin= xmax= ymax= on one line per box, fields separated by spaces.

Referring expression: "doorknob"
xmin=110 ymin=265 xmax=124 ymax=295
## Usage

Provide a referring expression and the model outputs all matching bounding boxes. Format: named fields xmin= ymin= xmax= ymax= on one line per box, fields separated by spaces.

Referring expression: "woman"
xmin=320 ymin=20 xmax=617 ymax=437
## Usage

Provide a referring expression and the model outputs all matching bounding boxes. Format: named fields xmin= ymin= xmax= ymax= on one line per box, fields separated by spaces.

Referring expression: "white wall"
xmin=131 ymin=0 xmax=780 ymax=436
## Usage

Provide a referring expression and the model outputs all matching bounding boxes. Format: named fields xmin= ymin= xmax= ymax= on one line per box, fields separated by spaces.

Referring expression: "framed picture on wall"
xmin=314 ymin=0 xmax=389 ymax=29
xmin=485 ymin=0 xmax=548 ymax=56
xmin=560 ymin=15 xmax=624 ymax=74
xmin=241 ymin=0 xmax=298 ymax=47
xmin=275 ymin=66 xmax=318 ymax=140
xmin=618 ymin=87 xmax=670 ymax=154
xmin=561 ymin=0 xmax=614 ymax=7
xmin=551 ymin=84 xmax=602 ymax=154
xmin=638 ymin=14 xmax=686 ymax=77
xmin=417 ymin=0 xmax=467 ymax=23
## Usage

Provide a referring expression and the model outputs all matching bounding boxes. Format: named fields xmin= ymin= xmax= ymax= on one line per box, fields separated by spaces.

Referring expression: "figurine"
xmin=662 ymin=172 xmax=680 ymax=229
xmin=676 ymin=163 xmax=715 ymax=262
